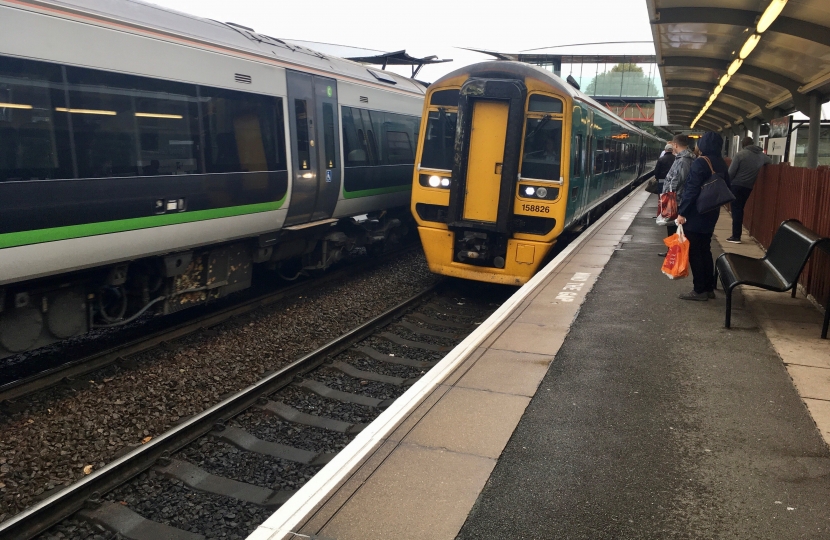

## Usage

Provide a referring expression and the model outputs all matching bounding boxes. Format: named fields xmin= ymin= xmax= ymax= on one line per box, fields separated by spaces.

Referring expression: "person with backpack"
xmin=726 ymin=137 xmax=771 ymax=243
xmin=675 ymin=132 xmax=731 ymax=301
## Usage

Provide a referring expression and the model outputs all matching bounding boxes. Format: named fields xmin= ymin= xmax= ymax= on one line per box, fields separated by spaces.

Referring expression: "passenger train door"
xmin=284 ymin=70 xmax=341 ymax=225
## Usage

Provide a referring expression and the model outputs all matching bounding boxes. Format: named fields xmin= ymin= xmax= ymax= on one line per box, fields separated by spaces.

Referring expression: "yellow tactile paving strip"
xmin=713 ymin=210 xmax=830 ymax=446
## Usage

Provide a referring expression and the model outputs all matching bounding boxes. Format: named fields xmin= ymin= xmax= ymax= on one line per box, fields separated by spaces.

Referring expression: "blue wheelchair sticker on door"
xmin=326 ymin=170 xmax=332 ymax=183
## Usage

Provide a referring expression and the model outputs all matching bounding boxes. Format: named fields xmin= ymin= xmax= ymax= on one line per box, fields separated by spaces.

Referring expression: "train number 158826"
xmin=521 ymin=204 xmax=550 ymax=213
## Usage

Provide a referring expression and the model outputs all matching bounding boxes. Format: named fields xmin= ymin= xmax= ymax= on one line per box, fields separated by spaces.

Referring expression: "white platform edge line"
xmin=246 ymin=186 xmax=650 ymax=540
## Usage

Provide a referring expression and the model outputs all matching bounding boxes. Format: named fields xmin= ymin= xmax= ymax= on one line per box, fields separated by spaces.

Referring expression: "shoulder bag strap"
xmin=701 ymin=156 xmax=715 ymax=175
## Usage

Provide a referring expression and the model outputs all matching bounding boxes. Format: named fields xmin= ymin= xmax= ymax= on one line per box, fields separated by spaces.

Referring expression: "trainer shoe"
xmin=679 ymin=290 xmax=709 ymax=301
xmin=658 ymin=252 xmax=667 ymax=257
xmin=726 ymin=236 xmax=742 ymax=243
xmin=707 ymin=291 xmax=716 ymax=299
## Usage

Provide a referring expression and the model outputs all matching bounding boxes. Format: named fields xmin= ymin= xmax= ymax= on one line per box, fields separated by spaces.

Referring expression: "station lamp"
xmin=691 ymin=0 xmax=788 ymax=129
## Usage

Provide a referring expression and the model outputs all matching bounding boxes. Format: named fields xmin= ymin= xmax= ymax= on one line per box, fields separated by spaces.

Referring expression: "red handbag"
xmin=659 ymin=191 xmax=678 ymax=220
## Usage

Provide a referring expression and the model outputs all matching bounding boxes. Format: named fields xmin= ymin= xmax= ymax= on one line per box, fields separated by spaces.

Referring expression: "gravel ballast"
xmin=0 ymin=250 xmax=436 ymax=523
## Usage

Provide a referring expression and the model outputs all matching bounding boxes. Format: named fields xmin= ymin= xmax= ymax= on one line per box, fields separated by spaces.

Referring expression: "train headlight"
xmin=420 ymin=174 xmax=451 ymax=189
xmin=536 ymin=187 xmax=548 ymax=198
xmin=525 ymin=186 xmax=536 ymax=196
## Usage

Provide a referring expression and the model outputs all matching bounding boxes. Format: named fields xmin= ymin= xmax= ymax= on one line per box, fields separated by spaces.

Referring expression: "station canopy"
xmin=648 ymin=0 xmax=830 ymax=132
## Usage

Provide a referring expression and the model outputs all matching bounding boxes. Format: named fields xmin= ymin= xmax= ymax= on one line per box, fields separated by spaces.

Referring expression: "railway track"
xmin=0 ymin=245 xmax=419 ymax=407
xmin=2 ymin=280 xmax=509 ymax=540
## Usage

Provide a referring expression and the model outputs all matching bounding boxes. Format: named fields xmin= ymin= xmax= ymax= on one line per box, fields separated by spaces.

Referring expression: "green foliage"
xmin=585 ymin=63 xmax=659 ymax=97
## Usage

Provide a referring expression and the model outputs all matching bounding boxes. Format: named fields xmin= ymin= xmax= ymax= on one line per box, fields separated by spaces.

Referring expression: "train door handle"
xmin=494 ymin=163 xmax=503 ymax=174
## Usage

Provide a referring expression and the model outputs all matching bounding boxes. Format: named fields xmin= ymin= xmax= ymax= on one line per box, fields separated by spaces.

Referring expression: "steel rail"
xmin=0 ymin=245 xmax=418 ymax=405
xmin=0 ymin=281 xmax=440 ymax=540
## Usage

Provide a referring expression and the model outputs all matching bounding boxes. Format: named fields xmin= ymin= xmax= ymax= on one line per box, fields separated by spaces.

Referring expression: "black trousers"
xmin=730 ymin=185 xmax=753 ymax=239
xmin=666 ymin=224 xmax=677 ymax=237
xmin=686 ymin=231 xmax=715 ymax=294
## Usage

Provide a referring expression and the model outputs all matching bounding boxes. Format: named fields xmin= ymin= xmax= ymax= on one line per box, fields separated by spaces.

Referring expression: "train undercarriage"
xmin=0 ymin=210 xmax=410 ymax=359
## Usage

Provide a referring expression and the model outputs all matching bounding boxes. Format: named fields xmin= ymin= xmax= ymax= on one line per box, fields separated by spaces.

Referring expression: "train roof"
xmin=433 ymin=61 xmax=661 ymax=141
xmin=11 ymin=0 xmax=425 ymax=95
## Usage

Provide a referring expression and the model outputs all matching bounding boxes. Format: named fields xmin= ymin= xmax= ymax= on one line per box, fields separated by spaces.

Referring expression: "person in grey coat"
xmin=726 ymin=137 xmax=771 ymax=243
xmin=658 ymin=134 xmax=695 ymax=247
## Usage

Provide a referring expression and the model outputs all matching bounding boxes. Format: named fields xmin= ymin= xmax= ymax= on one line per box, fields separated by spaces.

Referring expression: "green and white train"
xmin=0 ymin=0 xmax=424 ymax=357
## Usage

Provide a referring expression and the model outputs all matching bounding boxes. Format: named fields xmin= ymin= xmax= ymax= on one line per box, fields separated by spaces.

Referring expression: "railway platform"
xmin=249 ymin=186 xmax=830 ymax=540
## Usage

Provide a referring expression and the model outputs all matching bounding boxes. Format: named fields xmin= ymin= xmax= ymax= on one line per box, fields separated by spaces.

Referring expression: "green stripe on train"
xmin=343 ymin=184 xmax=411 ymax=199
xmin=0 ymin=200 xmax=284 ymax=249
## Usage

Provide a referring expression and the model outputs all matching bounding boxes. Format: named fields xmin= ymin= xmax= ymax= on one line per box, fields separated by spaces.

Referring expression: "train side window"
xmin=322 ymin=102 xmax=336 ymax=169
xmin=65 ymin=65 xmax=207 ymax=178
xmin=521 ymin=116 xmax=562 ymax=181
xmin=594 ymin=137 xmax=604 ymax=174
xmin=430 ymin=89 xmax=460 ymax=107
xmin=200 ymin=86 xmax=284 ymax=174
xmin=0 ymin=57 xmax=74 ymax=181
xmin=341 ymin=107 xmax=367 ymax=166
xmin=573 ymin=134 xmax=583 ymax=177
xmin=528 ymin=94 xmax=563 ymax=113
xmin=342 ymin=106 xmax=419 ymax=168
xmin=421 ymin=109 xmax=457 ymax=171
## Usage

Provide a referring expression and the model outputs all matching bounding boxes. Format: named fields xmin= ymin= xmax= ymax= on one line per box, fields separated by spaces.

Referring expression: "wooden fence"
xmin=743 ymin=164 xmax=830 ymax=311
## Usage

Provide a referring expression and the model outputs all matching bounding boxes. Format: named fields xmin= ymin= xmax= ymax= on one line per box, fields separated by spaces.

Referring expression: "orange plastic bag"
xmin=661 ymin=224 xmax=689 ymax=279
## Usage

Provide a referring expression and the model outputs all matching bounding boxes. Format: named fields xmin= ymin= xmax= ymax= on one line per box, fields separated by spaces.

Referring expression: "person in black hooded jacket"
xmin=675 ymin=132 xmax=730 ymax=301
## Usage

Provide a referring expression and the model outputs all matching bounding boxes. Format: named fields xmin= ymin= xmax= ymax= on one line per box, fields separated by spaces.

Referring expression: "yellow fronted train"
xmin=411 ymin=61 xmax=663 ymax=285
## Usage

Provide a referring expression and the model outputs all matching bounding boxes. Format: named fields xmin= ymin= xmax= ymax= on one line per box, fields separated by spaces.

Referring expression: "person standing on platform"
xmin=675 ymin=132 xmax=730 ymax=301
xmin=654 ymin=143 xmax=675 ymax=192
xmin=657 ymin=135 xmax=694 ymax=256
xmin=726 ymin=136 xmax=771 ymax=243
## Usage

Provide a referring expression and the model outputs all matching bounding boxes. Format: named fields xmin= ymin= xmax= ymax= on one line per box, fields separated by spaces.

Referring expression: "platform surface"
xmin=249 ymin=190 xmax=830 ymax=540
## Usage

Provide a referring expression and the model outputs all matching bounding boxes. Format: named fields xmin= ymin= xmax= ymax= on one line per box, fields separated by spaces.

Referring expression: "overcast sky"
xmin=147 ymin=0 xmax=656 ymax=81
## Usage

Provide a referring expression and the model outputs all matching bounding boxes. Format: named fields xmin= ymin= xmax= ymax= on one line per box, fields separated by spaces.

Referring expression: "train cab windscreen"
xmin=521 ymin=117 xmax=562 ymax=181
xmin=420 ymin=109 xmax=456 ymax=171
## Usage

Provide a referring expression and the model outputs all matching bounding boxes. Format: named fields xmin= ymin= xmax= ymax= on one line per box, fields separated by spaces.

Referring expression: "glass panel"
xmin=421 ymin=109 xmax=457 ymax=171
xmin=322 ymin=102 xmax=336 ymax=169
xmin=341 ymin=106 xmax=367 ymax=166
xmin=199 ymin=87 xmax=283 ymax=173
xmin=293 ymin=99 xmax=310 ymax=170
xmin=573 ymin=134 xmax=583 ymax=177
xmin=594 ymin=137 xmax=604 ymax=174
xmin=0 ymin=56 xmax=73 ymax=181
xmin=65 ymin=66 xmax=203 ymax=178
xmin=528 ymin=94 xmax=563 ymax=114
xmin=794 ymin=127 xmax=830 ymax=167
xmin=341 ymin=106 xmax=419 ymax=167
xmin=521 ymin=117 xmax=562 ymax=181
xmin=430 ymin=89 xmax=460 ymax=107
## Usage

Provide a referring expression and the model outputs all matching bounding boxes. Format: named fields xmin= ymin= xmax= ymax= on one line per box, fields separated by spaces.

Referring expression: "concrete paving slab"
xmin=567 ymin=252 xmax=614 ymax=268
xmin=386 ymin=384 xmax=451 ymax=444
xmin=787 ymin=364 xmax=830 ymax=401
xmin=295 ymin=439 xmax=397 ymax=535
xmin=489 ymin=321 xmax=568 ymax=355
xmin=803 ymin=398 xmax=830 ymax=445
xmin=403 ymin=386 xmax=530 ymax=459
xmin=440 ymin=347 xmax=487 ymax=387
xmin=456 ymin=349 xmax=554 ymax=397
xmin=319 ymin=443 xmax=495 ymax=540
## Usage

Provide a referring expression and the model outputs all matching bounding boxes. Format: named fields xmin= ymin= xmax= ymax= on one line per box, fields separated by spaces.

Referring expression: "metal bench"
xmin=715 ymin=219 xmax=830 ymax=338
